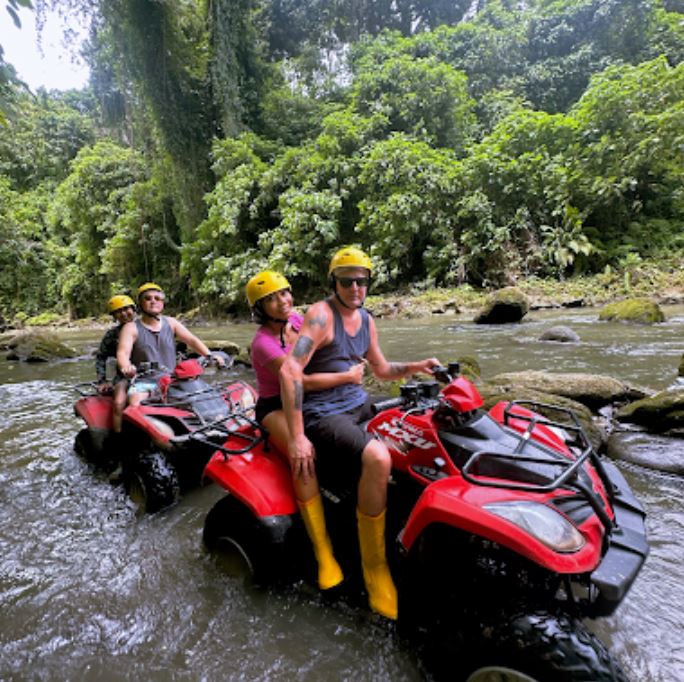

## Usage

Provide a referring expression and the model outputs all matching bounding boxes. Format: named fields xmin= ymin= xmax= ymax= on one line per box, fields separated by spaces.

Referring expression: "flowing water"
xmin=1 ymin=306 xmax=683 ymax=681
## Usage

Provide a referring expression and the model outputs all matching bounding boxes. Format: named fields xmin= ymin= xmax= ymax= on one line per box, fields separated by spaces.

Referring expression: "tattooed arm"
xmin=365 ymin=316 xmax=441 ymax=380
xmin=279 ymin=301 xmax=332 ymax=478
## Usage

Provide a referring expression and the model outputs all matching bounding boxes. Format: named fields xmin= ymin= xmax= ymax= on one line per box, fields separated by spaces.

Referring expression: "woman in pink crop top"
xmin=246 ymin=270 xmax=364 ymax=591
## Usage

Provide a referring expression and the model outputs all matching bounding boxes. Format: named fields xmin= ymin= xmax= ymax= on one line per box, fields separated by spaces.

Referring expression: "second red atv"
xmin=73 ymin=353 xmax=257 ymax=512
xmin=201 ymin=363 xmax=648 ymax=681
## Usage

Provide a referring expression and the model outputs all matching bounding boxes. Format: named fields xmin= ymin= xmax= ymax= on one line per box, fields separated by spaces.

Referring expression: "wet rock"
xmin=679 ymin=352 xmax=684 ymax=378
xmin=474 ymin=287 xmax=529 ymax=324
xmin=478 ymin=383 xmax=605 ymax=451
xmin=488 ymin=370 xmax=649 ymax=411
xmin=538 ymin=326 xmax=580 ymax=343
xmin=598 ymin=298 xmax=665 ymax=324
xmin=561 ymin=298 xmax=584 ymax=309
xmin=5 ymin=331 xmax=79 ymax=362
xmin=615 ymin=386 xmax=684 ymax=433
xmin=607 ymin=430 xmax=684 ymax=474
xmin=0 ymin=332 xmax=16 ymax=351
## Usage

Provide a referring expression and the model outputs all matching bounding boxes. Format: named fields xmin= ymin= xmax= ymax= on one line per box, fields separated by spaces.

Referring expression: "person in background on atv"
xmin=247 ymin=270 xmax=365 ymax=593
xmin=96 ymin=295 xmax=136 ymax=434
xmin=117 ymin=282 xmax=225 ymax=406
xmin=279 ymin=247 xmax=440 ymax=620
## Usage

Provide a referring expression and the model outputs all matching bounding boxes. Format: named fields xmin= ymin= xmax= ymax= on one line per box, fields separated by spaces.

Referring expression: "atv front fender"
xmin=398 ymin=477 xmax=603 ymax=575
xmin=203 ymin=448 xmax=297 ymax=517
xmin=74 ymin=395 xmax=113 ymax=430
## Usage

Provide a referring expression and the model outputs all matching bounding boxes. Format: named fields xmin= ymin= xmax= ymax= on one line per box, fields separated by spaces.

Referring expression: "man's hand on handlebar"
xmin=96 ymin=381 xmax=113 ymax=395
xmin=120 ymin=363 xmax=137 ymax=379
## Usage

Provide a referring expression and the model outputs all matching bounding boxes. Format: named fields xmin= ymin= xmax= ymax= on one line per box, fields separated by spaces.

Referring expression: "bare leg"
xmin=262 ymin=410 xmax=343 ymax=589
xmin=112 ymin=381 xmax=128 ymax=433
xmin=357 ymin=439 xmax=392 ymax=516
xmin=127 ymin=391 xmax=149 ymax=408
xmin=262 ymin=410 xmax=320 ymax=501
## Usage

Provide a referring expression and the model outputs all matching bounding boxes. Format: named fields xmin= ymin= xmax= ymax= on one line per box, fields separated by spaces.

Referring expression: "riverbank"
xmin=4 ymin=257 xmax=684 ymax=331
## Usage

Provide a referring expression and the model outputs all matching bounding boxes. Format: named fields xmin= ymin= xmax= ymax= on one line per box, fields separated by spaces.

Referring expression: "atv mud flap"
xmin=589 ymin=461 xmax=649 ymax=616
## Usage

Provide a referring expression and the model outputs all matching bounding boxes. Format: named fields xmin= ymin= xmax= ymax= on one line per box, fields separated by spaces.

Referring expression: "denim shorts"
xmin=128 ymin=380 xmax=159 ymax=396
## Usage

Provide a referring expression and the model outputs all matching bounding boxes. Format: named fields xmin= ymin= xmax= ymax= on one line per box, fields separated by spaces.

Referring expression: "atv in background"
xmin=201 ymin=363 xmax=648 ymax=681
xmin=73 ymin=353 xmax=257 ymax=513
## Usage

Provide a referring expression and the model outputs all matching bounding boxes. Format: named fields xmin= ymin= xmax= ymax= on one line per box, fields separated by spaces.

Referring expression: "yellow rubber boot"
xmin=357 ymin=508 xmax=398 ymax=620
xmin=298 ymin=495 xmax=344 ymax=590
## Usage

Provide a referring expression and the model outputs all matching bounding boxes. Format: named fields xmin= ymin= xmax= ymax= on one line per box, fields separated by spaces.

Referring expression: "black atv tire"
xmin=448 ymin=611 xmax=628 ymax=682
xmin=203 ymin=495 xmax=287 ymax=584
xmin=125 ymin=452 xmax=180 ymax=514
xmin=74 ymin=428 xmax=103 ymax=464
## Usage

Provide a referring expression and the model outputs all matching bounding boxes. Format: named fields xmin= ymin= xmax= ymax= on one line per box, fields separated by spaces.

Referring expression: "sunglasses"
xmin=337 ymin=276 xmax=369 ymax=289
xmin=142 ymin=294 xmax=164 ymax=302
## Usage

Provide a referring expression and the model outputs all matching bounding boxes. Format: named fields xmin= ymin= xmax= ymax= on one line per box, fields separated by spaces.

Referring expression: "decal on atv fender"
xmin=374 ymin=418 xmax=433 ymax=450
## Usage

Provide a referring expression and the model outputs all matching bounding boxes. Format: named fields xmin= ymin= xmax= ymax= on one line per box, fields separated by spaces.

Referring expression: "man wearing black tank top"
xmin=280 ymin=247 xmax=440 ymax=620
xmin=117 ymin=282 xmax=224 ymax=407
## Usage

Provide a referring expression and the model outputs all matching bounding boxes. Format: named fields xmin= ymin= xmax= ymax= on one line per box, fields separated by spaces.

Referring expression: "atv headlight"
xmin=484 ymin=501 xmax=585 ymax=553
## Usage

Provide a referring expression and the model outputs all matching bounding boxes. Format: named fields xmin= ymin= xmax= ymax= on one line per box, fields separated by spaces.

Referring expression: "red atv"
xmin=73 ymin=353 xmax=257 ymax=513
xmin=201 ymin=363 xmax=648 ymax=681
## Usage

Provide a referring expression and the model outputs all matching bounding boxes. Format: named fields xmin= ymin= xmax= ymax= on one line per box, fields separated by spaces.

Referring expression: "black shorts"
xmin=305 ymin=399 xmax=375 ymax=485
xmin=255 ymin=394 xmax=283 ymax=423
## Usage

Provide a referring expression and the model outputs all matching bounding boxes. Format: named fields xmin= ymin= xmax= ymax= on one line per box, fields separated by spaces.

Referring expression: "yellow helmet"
xmin=328 ymin=246 xmax=372 ymax=275
xmin=246 ymin=271 xmax=291 ymax=307
xmin=107 ymin=295 xmax=135 ymax=313
xmin=137 ymin=282 xmax=164 ymax=299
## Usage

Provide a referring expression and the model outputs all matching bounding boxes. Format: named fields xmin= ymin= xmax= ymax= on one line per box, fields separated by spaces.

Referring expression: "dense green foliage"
xmin=0 ymin=0 xmax=682 ymax=319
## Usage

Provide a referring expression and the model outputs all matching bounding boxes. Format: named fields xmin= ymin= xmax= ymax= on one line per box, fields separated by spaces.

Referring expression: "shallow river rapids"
xmin=1 ymin=307 xmax=683 ymax=681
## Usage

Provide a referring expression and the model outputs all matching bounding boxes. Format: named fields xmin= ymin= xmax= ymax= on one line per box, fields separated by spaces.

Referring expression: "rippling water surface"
xmin=1 ymin=306 xmax=683 ymax=680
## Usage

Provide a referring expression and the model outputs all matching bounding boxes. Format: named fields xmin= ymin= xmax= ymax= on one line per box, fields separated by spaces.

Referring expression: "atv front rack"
xmin=461 ymin=400 xmax=615 ymax=532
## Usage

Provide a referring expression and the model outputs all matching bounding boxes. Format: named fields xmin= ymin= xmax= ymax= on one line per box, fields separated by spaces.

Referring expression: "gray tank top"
xmin=130 ymin=317 xmax=176 ymax=373
xmin=303 ymin=299 xmax=370 ymax=423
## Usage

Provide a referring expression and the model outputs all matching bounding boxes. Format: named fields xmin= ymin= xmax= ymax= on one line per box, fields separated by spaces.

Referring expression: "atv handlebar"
xmin=73 ymin=381 xmax=101 ymax=396
xmin=371 ymin=397 xmax=406 ymax=414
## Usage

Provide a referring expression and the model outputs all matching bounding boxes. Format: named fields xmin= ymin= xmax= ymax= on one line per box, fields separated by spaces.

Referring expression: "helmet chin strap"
xmin=264 ymin=313 xmax=289 ymax=348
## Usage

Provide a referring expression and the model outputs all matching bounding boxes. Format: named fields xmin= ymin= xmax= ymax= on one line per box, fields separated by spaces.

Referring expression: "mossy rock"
xmin=6 ymin=331 xmax=79 ymax=362
xmin=615 ymin=387 xmax=684 ymax=432
xmin=474 ymin=287 xmax=529 ymax=324
xmin=208 ymin=340 xmax=242 ymax=356
xmin=679 ymin=352 xmax=684 ymax=378
xmin=488 ymin=370 xmax=649 ymax=411
xmin=478 ymin=383 xmax=605 ymax=451
xmin=598 ymin=298 xmax=665 ymax=324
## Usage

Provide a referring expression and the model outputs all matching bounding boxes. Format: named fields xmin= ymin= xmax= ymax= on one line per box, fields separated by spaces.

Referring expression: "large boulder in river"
xmin=478 ymin=383 xmax=605 ymax=451
xmin=615 ymin=386 xmax=684 ymax=433
xmin=538 ymin=326 xmax=580 ymax=343
xmin=474 ymin=287 xmax=529 ymax=324
xmin=488 ymin=370 xmax=649 ymax=411
xmin=5 ymin=331 xmax=79 ymax=362
xmin=598 ymin=298 xmax=665 ymax=324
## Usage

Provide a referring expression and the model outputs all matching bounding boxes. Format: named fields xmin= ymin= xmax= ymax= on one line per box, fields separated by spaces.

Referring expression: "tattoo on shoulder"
xmin=293 ymin=335 xmax=314 ymax=359
xmin=294 ymin=381 xmax=303 ymax=411
xmin=306 ymin=310 xmax=328 ymax=329
xmin=389 ymin=362 xmax=408 ymax=377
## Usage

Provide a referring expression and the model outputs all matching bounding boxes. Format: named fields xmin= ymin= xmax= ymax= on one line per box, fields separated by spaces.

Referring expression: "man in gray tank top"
xmin=280 ymin=247 xmax=440 ymax=620
xmin=117 ymin=282 xmax=224 ymax=407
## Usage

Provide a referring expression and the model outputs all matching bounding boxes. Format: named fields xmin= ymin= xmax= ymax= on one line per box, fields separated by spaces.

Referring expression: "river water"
xmin=1 ymin=307 xmax=682 ymax=681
